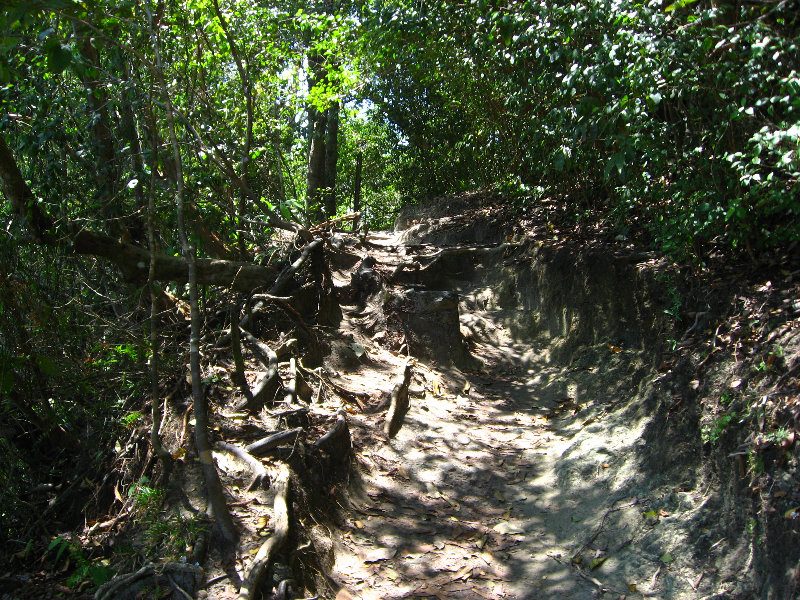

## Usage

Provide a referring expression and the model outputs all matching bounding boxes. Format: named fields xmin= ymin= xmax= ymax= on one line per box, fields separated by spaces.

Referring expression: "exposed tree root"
xmin=283 ymin=357 xmax=313 ymax=406
xmin=236 ymin=330 xmax=283 ymax=411
xmin=230 ymin=306 xmax=255 ymax=407
xmin=384 ymin=360 xmax=412 ymax=438
xmin=314 ymin=412 xmax=351 ymax=464
xmin=247 ymin=428 xmax=305 ymax=457
xmin=215 ymin=441 xmax=270 ymax=491
xmin=271 ymin=238 xmax=323 ymax=296
xmin=237 ymin=463 xmax=291 ymax=600
xmin=94 ymin=563 xmax=203 ymax=600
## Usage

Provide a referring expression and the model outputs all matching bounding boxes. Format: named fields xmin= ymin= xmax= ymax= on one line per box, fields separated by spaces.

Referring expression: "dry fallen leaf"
xmin=113 ymin=484 xmax=124 ymax=504
xmin=449 ymin=565 xmax=473 ymax=581
xmin=589 ymin=556 xmax=607 ymax=570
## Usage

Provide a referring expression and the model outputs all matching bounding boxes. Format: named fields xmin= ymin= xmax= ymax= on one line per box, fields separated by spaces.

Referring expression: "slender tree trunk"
xmin=307 ymin=108 xmax=327 ymax=222
xmin=306 ymin=52 xmax=327 ymax=223
xmin=353 ymin=151 xmax=362 ymax=231
xmin=324 ymin=101 xmax=339 ymax=219
xmin=147 ymin=164 xmax=171 ymax=468
xmin=147 ymin=3 xmax=238 ymax=550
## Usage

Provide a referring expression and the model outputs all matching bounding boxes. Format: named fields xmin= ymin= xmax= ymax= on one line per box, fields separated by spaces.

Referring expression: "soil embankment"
xmin=321 ymin=193 xmax=799 ymax=599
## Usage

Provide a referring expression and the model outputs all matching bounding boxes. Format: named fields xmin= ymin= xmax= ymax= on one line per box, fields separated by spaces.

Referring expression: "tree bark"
xmin=353 ymin=151 xmax=363 ymax=231
xmin=307 ymin=106 xmax=327 ymax=222
xmin=324 ymin=101 xmax=339 ymax=219
xmin=147 ymin=3 xmax=238 ymax=550
xmin=147 ymin=170 xmax=172 ymax=467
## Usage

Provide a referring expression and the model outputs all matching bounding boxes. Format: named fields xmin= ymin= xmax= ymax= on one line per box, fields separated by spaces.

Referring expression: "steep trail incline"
xmin=322 ymin=214 xmax=741 ymax=600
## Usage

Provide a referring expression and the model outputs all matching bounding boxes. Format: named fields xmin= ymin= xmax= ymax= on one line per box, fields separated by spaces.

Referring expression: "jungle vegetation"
xmin=0 ymin=0 xmax=798 ymax=591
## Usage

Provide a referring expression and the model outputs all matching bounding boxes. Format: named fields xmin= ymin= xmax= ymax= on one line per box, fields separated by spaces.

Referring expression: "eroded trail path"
xmin=323 ymin=224 xmax=722 ymax=600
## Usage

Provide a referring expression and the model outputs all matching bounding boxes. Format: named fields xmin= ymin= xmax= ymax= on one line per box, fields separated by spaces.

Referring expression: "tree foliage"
xmin=360 ymin=0 xmax=800 ymax=257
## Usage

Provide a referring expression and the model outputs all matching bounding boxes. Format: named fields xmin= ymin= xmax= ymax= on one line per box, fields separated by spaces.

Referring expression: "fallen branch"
xmin=270 ymin=238 xmax=323 ymax=295
xmin=237 ymin=463 xmax=291 ymax=600
xmin=246 ymin=428 xmax=304 ymax=457
xmin=308 ymin=211 xmax=361 ymax=234
xmin=215 ymin=442 xmax=269 ymax=491
xmin=384 ymin=360 xmax=412 ymax=438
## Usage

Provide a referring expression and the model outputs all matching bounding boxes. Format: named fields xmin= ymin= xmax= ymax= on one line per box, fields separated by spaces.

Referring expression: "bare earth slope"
xmin=319 ymin=194 xmax=800 ymax=600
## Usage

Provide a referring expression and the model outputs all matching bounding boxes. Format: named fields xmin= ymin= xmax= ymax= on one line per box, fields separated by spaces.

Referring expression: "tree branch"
xmin=0 ymin=134 xmax=278 ymax=291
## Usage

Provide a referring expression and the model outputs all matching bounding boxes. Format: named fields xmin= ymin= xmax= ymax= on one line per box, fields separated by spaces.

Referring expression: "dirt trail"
xmin=321 ymin=224 xmax=737 ymax=600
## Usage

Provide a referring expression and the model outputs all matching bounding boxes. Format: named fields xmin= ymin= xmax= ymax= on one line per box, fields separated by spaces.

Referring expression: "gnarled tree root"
xmin=215 ymin=441 xmax=270 ymax=491
xmin=246 ymin=428 xmax=305 ymax=457
xmin=237 ymin=463 xmax=291 ymax=600
xmin=384 ymin=360 xmax=412 ymax=438
xmin=94 ymin=563 xmax=203 ymax=600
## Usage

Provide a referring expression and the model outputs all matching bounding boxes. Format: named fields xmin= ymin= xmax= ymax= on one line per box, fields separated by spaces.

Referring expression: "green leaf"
xmin=35 ymin=354 xmax=59 ymax=377
xmin=659 ymin=552 xmax=674 ymax=564
xmin=46 ymin=42 xmax=72 ymax=74
xmin=665 ymin=0 xmax=699 ymax=12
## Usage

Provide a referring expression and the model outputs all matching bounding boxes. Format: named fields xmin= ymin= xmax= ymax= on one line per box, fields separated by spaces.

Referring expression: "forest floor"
xmin=318 ymin=225 xmax=730 ymax=600
xmin=300 ymin=194 xmax=800 ymax=600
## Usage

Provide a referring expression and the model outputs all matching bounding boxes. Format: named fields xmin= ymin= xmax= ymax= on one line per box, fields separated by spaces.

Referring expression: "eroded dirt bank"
xmin=319 ymin=195 xmax=800 ymax=599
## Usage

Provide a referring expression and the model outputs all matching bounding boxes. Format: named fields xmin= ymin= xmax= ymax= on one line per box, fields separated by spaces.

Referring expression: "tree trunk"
xmin=324 ymin=101 xmax=339 ymax=219
xmin=148 ymin=6 xmax=238 ymax=550
xmin=1 ymin=132 xmax=279 ymax=290
xmin=306 ymin=52 xmax=327 ymax=223
xmin=353 ymin=151 xmax=363 ymax=231
xmin=307 ymin=107 xmax=327 ymax=222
